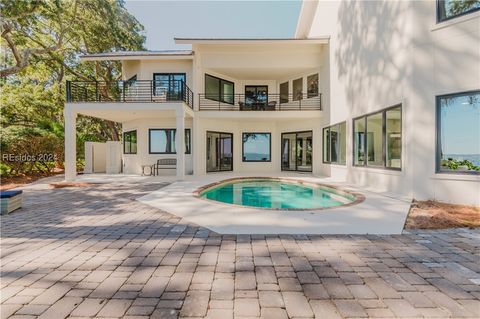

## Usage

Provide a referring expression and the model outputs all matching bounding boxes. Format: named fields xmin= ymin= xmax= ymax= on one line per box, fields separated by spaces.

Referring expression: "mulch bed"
xmin=1 ymin=170 xmax=64 ymax=191
xmin=405 ymin=200 xmax=480 ymax=229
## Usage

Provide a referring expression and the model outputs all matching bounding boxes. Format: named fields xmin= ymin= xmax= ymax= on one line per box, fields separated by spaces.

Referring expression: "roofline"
xmin=295 ymin=0 xmax=319 ymax=38
xmin=174 ymin=37 xmax=329 ymax=45
xmin=80 ymin=50 xmax=194 ymax=62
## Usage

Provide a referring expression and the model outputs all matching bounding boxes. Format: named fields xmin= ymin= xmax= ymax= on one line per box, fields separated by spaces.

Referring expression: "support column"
xmin=64 ymin=109 xmax=77 ymax=181
xmin=176 ymin=108 xmax=185 ymax=180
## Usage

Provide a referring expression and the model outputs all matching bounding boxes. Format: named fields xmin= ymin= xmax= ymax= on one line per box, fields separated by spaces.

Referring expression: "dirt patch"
xmin=1 ymin=170 xmax=64 ymax=191
xmin=49 ymin=182 xmax=96 ymax=189
xmin=405 ymin=200 xmax=480 ymax=229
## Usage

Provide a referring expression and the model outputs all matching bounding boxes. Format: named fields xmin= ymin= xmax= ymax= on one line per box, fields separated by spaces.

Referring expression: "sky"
xmin=124 ymin=0 xmax=302 ymax=50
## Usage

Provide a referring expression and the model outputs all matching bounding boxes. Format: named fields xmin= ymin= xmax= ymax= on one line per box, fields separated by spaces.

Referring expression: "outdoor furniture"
xmin=141 ymin=164 xmax=154 ymax=176
xmin=266 ymin=101 xmax=277 ymax=110
xmin=153 ymin=158 xmax=176 ymax=176
xmin=1 ymin=190 xmax=23 ymax=214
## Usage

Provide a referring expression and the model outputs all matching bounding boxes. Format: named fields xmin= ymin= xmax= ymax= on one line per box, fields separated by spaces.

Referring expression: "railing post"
xmin=66 ymin=80 xmax=71 ymax=102
xmin=96 ymin=81 xmax=99 ymax=102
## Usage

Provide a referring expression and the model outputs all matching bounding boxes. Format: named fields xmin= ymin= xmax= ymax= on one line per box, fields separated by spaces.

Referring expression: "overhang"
xmin=174 ymin=37 xmax=329 ymax=45
xmin=80 ymin=50 xmax=194 ymax=61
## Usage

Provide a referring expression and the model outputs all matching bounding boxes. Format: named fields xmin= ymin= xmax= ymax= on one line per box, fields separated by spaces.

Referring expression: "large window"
xmin=353 ymin=105 xmax=402 ymax=170
xmin=307 ymin=74 xmax=319 ymax=98
xmin=205 ymin=74 xmax=234 ymax=105
xmin=323 ymin=122 xmax=346 ymax=165
xmin=149 ymin=129 xmax=191 ymax=154
xmin=153 ymin=73 xmax=185 ymax=99
xmin=123 ymin=130 xmax=137 ymax=154
xmin=280 ymin=82 xmax=289 ymax=104
xmin=242 ymin=133 xmax=271 ymax=162
xmin=293 ymin=78 xmax=303 ymax=101
xmin=437 ymin=91 xmax=480 ymax=174
xmin=437 ymin=0 xmax=480 ymax=22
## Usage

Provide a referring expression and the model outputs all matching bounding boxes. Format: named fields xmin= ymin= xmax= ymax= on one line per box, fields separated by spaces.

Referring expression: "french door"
xmin=153 ymin=73 xmax=186 ymax=100
xmin=281 ymin=131 xmax=313 ymax=172
xmin=206 ymin=131 xmax=233 ymax=172
xmin=245 ymin=85 xmax=268 ymax=107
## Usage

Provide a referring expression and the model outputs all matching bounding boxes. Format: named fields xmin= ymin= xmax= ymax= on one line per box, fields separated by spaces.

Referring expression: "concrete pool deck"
xmin=136 ymin=173 xmax=412 ymax=235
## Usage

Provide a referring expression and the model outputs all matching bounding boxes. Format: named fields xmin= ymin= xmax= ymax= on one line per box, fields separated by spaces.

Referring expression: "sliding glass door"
xmin=153 ymin=73 xmax=186 ymax=100
xmin=281 ymin=131 xmax=313 ymax=172
xmin=206 ymin=131 xmax=233 ymax=172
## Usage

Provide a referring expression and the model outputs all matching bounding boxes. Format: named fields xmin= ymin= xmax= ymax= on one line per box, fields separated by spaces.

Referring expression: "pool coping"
xmin=193 ymin=176 xmax=365 ymax=211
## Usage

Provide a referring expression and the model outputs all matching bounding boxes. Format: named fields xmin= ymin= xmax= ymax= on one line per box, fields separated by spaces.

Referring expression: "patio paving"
xmin=1 ymin=180 xmax=479 ymax=318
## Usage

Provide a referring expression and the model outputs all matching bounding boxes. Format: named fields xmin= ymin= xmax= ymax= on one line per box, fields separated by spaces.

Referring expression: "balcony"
xmin=66 ymin=80 xmax=194 ymax=109
xmin=198 ymin=93 xmax=321 ymax=111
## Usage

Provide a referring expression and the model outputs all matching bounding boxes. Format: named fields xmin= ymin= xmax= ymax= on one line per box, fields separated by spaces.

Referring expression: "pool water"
xmin=200 ymin=179 xmax=354 ymax=209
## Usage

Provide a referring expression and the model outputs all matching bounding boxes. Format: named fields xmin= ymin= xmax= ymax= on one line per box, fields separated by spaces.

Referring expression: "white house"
xmin=64 ymin=0 xmax=480 ymax=205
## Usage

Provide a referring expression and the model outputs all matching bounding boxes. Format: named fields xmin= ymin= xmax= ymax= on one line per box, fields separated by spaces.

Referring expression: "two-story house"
xmin=64 ymin=0 xmax=479 ymax=205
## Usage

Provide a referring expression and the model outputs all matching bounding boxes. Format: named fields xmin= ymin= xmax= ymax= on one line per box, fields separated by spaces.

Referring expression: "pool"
xmin=198 ymin=178 xmax=360 ymax=210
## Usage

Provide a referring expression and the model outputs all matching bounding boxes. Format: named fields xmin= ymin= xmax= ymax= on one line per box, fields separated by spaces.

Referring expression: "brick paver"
xmin=1 ymin=181 xmax=479 ymax=318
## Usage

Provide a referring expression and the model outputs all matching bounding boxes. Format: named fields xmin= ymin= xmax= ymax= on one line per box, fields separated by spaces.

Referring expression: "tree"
xmin=0 ymin=0 xmax=145 ymax=176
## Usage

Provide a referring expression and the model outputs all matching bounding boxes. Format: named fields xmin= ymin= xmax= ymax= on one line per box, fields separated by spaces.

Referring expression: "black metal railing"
xmin=198 ymin=93 xmax=321 ymax=111
xmin=66 ymin=80 xmax=194 ymax=109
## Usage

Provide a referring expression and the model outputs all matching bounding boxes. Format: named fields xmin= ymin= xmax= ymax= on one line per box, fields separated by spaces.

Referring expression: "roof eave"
xmin=174 ymin=37 xmax=329 ymax=45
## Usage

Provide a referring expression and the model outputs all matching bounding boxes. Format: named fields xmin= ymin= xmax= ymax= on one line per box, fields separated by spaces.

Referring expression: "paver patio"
xmin=1 ymin=180 xmax=479 ymax=318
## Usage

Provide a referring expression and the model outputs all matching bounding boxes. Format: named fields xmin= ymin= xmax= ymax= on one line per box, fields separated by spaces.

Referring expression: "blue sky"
xmin=124 ymin=0 xmax=302 ymax=50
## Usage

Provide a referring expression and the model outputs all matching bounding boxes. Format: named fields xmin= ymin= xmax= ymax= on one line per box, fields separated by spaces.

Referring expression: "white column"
xmin=176 ymin=108 xmax=185 ymax=180
xmin=64 ymin=109 xmax=77 ymax=181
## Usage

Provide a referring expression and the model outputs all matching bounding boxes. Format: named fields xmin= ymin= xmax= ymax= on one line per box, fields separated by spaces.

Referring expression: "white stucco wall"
xmin=303 ymin=0 xmax=480 ymax=205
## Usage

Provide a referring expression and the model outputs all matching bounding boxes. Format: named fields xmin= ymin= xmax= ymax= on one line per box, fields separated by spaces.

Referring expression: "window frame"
xmin=123 ymin=130 xmax=137 ymax=155
xmin=307 ymin=73 xmax=319 ymax=98
xmin=435 ymin=90 xmax=480 ymax=175
xmin=322 ymin=121 xmax=346 ymax=165
xmin=436 ymin=0 xmax=480 ymax=23
xmin=352 ymin=104 xmax=402 ymax=171
xmin=280 ymin=81 xmax=289 ymax=104
xmin=292 ymin=77 xmax=303 ymax=101
xmin=205 ymin=74 xmax=235 ymax=105
xmin=242 ymin=132 xmax=272 ymax=163
xmin=148 ymin=128 xmax=191 ymax=154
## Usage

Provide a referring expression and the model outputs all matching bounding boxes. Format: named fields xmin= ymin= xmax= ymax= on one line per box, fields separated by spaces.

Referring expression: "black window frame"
xmin=280 ymin=81 xmax=289 ymax=104
xmin=123 ymin=130 xmax=137 ymax=154
xmin=307 ymin=73 xmax=319 ymax=98
xmin=280 ymin=130 xmax=313 ymax=172
xmin=436 ymin=90 xmax=480 ymax=175
xmin=148 ymin=128 xmax=191 ymax=154
xmin=152 ymin=73 xmax=186 ymax=98
xmin=322 ymin=121 xmax=346 ymax=165
xmin=352 ymin=104 xmax=402 ymax=171
xmin=205 ymin=74 xmax=235 ymax=105
xmin=242 ymin=132 xmax=272 ymax=162
xmin=436 ymin=0 xmax=480 ymax=23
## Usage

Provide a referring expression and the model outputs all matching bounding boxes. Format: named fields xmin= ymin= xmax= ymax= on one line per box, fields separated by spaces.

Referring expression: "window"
xmin=153 ymin=73 xmax=185 ymax=99
xmin=385 ymin=107 xmax=402 ymax=168
xmin=437 ymin=91 xmax=480 ymax=174
xmin=307 ymin=74 xmax=319 ymax=98
xmin=353 ymin=105 xmax=402 ymax=170
xmin=293 ymin=78 xmax=303 ymax=101
xmin=205 ymin=74 xmax=234 ymax=104
xmin=123 ymin=130 xmax=137 ymax=154
xmin=149 ymin=129 xmax=191 ymax=154
xmin=323 ymin=122 xmax=346 ymax=165
xmin=280 ymin=82 xmax=289 ymax=104
xmin=242 ymin=133 xmax=271 ymax=162
xmin=437 ymin=0 xmax=480 ymax=22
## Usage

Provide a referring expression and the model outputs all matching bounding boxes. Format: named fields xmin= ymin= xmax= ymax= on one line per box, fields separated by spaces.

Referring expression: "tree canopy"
xmin=0 ymin=0 xmax=145 ymax=176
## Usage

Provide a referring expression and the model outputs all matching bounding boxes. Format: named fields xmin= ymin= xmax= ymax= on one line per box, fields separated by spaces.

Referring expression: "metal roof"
xmin=80 ymin=50 xmax=194 ymax=61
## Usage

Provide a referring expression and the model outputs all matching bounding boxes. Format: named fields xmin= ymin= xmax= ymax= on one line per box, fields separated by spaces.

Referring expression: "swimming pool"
xmin=198 ymin=178 xmax=359 ymax=210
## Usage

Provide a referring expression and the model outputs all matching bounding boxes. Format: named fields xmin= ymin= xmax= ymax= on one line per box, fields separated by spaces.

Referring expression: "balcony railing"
xmin=198 ymin=93 xmax=321 ymax=111
xmin=66 ymin=80 xmax=194 ymax=109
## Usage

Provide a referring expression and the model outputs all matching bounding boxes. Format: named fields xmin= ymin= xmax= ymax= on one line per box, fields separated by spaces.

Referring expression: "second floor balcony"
xmin=198 ymin=92 xmax=321 ymax=111
xmin=66 ymin=80 xmax=194 ymax=109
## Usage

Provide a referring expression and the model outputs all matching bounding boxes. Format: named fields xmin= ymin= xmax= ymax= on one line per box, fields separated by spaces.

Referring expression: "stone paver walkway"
xmin=1 ymin=182 xmax=479 ymax=318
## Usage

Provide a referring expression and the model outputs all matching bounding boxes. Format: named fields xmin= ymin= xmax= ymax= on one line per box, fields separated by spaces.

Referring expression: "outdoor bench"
xmin=1 ymin=190 xmax=23 ymax=214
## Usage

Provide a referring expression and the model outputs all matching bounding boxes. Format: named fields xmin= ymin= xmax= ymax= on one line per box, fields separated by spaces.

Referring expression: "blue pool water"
xmin=200 ymin=179 xmax=354 ymax=209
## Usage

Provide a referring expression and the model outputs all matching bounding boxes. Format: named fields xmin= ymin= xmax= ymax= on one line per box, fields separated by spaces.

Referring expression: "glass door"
xmin=245 ymin=85 xmax=268 ymax=109
xmin=281 ymin=131 xmax=313 ymax=172
xmin=153 ymin=73 xmax=186 ymax=100
xmin=207 ymin=131 xmax=233 ymax=172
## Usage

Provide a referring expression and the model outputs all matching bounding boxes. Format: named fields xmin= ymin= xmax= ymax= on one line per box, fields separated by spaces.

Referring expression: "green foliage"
xmin=441 ymin=158 xmax=480 ymax=172
xmin=1 ymin=0 xmax=145 ymax=177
